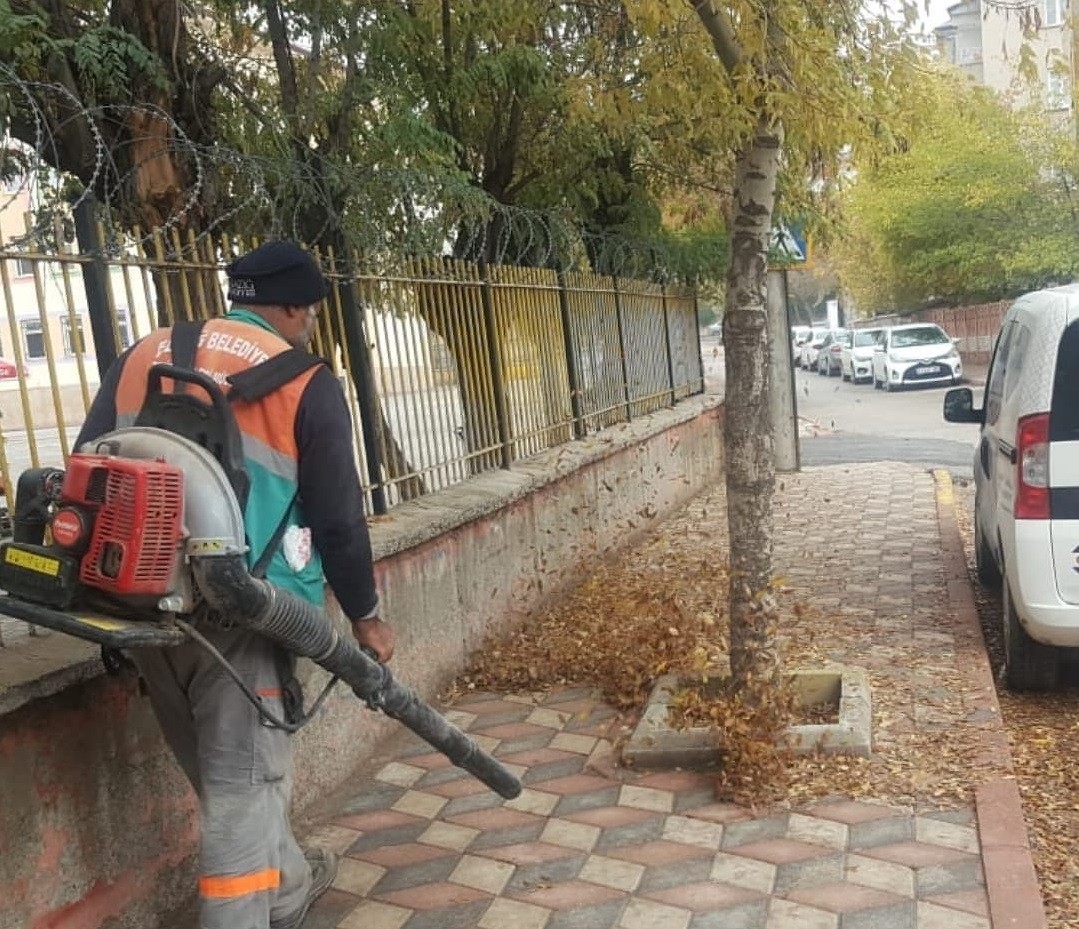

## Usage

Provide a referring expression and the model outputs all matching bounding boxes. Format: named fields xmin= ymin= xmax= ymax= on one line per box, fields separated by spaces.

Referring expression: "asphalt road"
xmin=793 ymin=362 xmax=985 ymax=478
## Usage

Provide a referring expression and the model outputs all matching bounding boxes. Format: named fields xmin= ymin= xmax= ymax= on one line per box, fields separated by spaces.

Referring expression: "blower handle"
xmin=146 ymin=364 xmax=234 ymax=419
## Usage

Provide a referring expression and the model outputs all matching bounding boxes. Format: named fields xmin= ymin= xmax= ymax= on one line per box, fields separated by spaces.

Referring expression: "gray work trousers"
xmin=130 ymin=627 xmax=311 ymax=929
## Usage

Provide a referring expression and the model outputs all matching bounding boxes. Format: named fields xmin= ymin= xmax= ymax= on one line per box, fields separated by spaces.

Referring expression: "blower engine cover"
xmin=0 ymin=453 xmax=186 ymax=610
xmin=63 ymin=455 xmax=185 ymax=596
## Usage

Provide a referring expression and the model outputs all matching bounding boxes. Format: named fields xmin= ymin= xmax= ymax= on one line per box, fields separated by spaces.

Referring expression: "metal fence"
xmin=0 ymin=224 xmax=704 ymax=519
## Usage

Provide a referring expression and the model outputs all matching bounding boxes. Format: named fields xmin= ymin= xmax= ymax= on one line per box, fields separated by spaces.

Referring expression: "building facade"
xmin=935 ymin=0 xmax=1072 ymax=114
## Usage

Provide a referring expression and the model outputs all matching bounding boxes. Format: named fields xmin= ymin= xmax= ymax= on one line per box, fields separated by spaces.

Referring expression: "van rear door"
xmin=1049 ymin=316 xmax=1079 ymax=604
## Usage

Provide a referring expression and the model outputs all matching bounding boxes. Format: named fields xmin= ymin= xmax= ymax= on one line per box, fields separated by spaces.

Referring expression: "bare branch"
xmin=688 ymin=0 xmax=744 ymax=72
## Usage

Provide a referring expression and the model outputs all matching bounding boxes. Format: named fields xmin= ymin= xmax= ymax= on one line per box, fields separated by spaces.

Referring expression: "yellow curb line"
xmin=932 ymin=467 xmax=954 ymax=506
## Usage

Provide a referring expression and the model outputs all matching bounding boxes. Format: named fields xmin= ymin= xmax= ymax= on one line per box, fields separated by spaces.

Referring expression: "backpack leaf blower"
xmin=0 ymin=366 xmax=521 ymax=800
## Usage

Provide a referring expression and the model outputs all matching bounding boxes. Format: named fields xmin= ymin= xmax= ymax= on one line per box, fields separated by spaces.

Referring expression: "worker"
xmin=75 ymin=240 xmax=395 ymax=929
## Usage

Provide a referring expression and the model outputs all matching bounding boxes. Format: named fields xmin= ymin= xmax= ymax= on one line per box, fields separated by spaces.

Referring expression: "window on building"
xmin=1045 ymin=0 xmax=1064 ymax=26
xmin=61 ymin=317 xmax=85 ymax=356
xmin=1048 ymin=71 xmax=1070 ymax=110
xmin=21 ymin=319 xmax=45 ymax=360
xmin=14 ymin=256 xmax=33 ymax=278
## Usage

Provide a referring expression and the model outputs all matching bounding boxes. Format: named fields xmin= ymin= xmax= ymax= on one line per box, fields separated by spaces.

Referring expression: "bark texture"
xmin=723 ymin=117 xmax=783 ymax=688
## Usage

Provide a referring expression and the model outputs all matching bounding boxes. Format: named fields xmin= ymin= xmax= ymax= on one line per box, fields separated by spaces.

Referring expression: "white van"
xmin=943 ymin=284 xmax=1079 ymax=690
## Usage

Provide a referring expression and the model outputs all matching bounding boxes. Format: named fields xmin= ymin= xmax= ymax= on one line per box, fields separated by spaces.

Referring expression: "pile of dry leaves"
xmin=457 ymin=498 xmax=806 ymax=804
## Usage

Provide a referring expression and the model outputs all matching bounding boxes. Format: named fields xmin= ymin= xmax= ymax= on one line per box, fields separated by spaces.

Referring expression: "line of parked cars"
xmin=792 ymin=322 xmax=963 ymax=390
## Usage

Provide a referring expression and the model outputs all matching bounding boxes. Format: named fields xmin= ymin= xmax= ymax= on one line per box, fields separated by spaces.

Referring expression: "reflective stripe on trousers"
xmin=130 ymin=627 xmax=311 ymax=929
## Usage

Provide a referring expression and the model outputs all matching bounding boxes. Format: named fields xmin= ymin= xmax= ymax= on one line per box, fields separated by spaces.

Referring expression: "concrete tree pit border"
xmin=622 ymin=666 xmax=872 ymax=770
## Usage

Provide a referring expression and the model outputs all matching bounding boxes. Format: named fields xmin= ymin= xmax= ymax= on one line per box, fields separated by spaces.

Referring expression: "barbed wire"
xmin=0 ymin=73 xmax=724 ymax=283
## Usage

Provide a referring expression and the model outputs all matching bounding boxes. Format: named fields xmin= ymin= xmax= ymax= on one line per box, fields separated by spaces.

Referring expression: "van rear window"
xmin=1051 ymin=320 xmax=1079 ymax=442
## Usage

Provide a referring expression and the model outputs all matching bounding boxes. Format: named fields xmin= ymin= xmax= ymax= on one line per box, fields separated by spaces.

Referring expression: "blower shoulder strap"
xmin=169 ymin=319 xmax=203 ymax=375
xmin=227 ymin=349 xmax=328 ymax=403
xmin=226 ymin=350 xmax=329 ymax=579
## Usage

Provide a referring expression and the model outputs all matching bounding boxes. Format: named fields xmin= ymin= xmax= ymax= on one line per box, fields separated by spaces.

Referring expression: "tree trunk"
xmin=723 ymin=117 xmax=783 ymax=690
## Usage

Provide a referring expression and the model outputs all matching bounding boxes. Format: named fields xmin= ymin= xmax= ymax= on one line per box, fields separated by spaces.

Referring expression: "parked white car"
xmin=817 ymin=329 xmax=850 ymax=376
xmin=791 ymin=326 xmax=812 ymax=365
xmin=842 ymin=327 xmax=884 ymax=383
xmin=943 ymin=284 xmax=1079 ymax=690
xmin=872 ymin=323 xmax=962 ymax=391
xmin=798 ymin=329 xmax=830 ymax=371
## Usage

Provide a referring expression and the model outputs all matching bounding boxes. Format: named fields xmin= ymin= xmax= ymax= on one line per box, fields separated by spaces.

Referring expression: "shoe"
xmin=270 ymin=847 xmax=339 ymax=929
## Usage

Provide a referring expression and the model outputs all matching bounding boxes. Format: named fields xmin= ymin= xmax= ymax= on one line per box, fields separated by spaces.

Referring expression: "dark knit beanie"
xmin=225 ymin=241 xmax=329 ymax=307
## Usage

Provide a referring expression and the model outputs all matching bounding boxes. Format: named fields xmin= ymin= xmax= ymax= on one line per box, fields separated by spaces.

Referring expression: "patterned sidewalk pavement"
xmin=295 ymin=464 xmax=1041 ymax=929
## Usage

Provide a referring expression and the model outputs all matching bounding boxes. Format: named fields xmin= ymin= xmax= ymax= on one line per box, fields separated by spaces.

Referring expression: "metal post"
xmin=479 ymin=260 xmax=513 ymax=469
xmin=556 ymin=269 xmax=586 ymax=439
xmin=337 ymin=259 xmax=389 ymax=514
xmin=692 ymin=289 xmax=705 ymax=393
xmin=767 ymin=268 xmax=800 ymax=472
xmin=611 ymin=277 xmax=632 ymax=421
xmin=660 ymin=283 xmax=676 ymax=405
xmin=71 ymin=193 xmax=118 ymax=379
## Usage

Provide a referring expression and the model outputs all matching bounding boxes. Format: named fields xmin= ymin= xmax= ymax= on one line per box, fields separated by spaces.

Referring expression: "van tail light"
xmin=1015 ymin=413 xmax=1051 ymax=520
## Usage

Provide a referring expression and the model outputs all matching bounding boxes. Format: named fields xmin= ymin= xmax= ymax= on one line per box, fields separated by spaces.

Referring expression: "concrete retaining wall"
xmin=0 ymin=395 xmax=724 ymax=929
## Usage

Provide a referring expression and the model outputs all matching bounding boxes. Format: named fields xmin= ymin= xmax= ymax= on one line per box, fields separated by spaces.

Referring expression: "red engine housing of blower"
xmin=55 ymin=454 xmax=185 ymax=597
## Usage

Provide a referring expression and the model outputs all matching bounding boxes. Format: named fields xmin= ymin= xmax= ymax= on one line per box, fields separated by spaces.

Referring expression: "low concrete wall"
xmin=0 ymin=396 xmax=724 ymax=929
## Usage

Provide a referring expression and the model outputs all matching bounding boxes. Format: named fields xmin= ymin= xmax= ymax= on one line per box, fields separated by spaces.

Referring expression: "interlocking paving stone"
xmin=303 ymin=890 xmax=366 ymax=929
xmin=509 ymin=879 xmax=627 ymax=911
xmin=547 ymin=899 xmax=628 ymax=929
xmin=732 ymin=838 xmax=839 ymax=866
xmin=923 ymin=888 xmax=990 ymax=917
xmin=764 ymin=898 xmax=837 ymax=929
xmin=399 ymin=899 xmax=491 ymax=929
xmin=844 ymin=853 xmax=915 ymax=897
xmin=847 ymin=816 xmax=917 ymax=850
xmin=439 ymin=790 xmax=504 ymax=818
xmin=553 ymin=786 xmax=624 ymax=816
xmin=352 ymin=842 xmax=455 ymax=869
xmin=348 ymin=822 xmax=432 ymax=854
xmin=916 ymin=900 xmax=991 ymax=929
xmin=592 ymin=816 xmax=667 ymax=852
xmin=332 ymin=858 xmax=386 ymax=896
xmin=661 ymin=813 xmax=724 ymax=849
xmin=618 ymin=785 xmax=675 ymax=813
xmin=605 ymin=840 xmax=715 ymax=867
xmin=721 ymin=815 xmax=791 ymax=849
xmin=465 ymin=820 xmax=547 ymax=851
xmin=373 ymin=881 xmax=490 ymax=910
xmin=475 ymin=840 xmax=582 ymax=867
xmin=506 ymin=853 xmax=589 ymax=894
xmin=523 ymin=756 xmax=593 ymax=785
xmin=477 ymin=897 xmax=553 ymax=929
xmin=337 ymin=783 xmax=409 ymax=815
xmin=772 ymin=853 xmax=845 ymax=895
xmin=673 ymin=788 xmax=727 ymax=814
xmin=578 ymin=854 xmax=646 ymax=892
xmin=711 ymin=852 xmax=778 ymax=894
xmin=635 ymin=858 xmax=715 ymax=894
xmin=338 ymin=898 xmax=412 ymax=929
xmin=541 ymin=817 xmax=603 ymax=852
xmin=860 ymin=841 xmax=976 ymax=870
xmin=688 ymin=900 xmax=769 ymax=929
xmin=370 ymin=855 xmax=458 ymax=894
xmin=563 ymin=806 xmax=659 ymax=830
xmin=448 ymin=854 xmax=515 ymax=894
xmin=644 ymin=880 xmax=764 ymax=912
xmin=913 ymin=857 xmax=984 ymax=897
xmin=618 ymin=897 xmax=692 ymax=929
xmin=416 ymin=820 xmax=479 ymax=852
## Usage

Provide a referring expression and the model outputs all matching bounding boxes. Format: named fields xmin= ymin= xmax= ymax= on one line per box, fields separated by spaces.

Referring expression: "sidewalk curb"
xmin=932 ymin=470 xmax=1048 ymax=929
